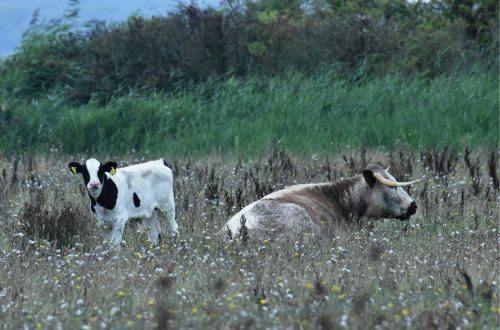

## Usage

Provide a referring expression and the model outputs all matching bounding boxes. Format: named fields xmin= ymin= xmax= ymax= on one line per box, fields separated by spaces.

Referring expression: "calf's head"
xmin=362 ymin=166 xmax=420 ymax=221
xmin=68 ymin=159 xmax=117 ymax=198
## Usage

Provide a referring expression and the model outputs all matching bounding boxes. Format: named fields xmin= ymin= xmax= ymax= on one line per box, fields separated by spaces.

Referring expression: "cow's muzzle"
xmin=396 ymin=202 xmax=417 ymax=221
xmin=88 ymin=181 xmax=100 ymax=191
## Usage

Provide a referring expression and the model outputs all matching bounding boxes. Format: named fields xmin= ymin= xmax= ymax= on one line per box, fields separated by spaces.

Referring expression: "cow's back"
xmin=112 ymin=159 xmax=173 ymax=216
xmin=224 ymin=198 xmax=320 ymax=236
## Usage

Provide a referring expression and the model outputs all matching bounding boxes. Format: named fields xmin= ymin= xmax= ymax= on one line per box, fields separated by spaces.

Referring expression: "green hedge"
xmin=0 ymin=72 xmax=497 ymax=156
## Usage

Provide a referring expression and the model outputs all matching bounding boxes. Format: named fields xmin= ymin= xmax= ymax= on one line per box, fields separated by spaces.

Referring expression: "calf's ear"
xmin=102 ymin=161 xmax=118 ymax=175
xmin=363 ymin=169 xmax=376 ymax=188
xmin=68 ymin=162 xmax=82 ymax=174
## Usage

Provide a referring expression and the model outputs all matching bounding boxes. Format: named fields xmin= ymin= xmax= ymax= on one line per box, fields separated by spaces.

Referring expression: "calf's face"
xmin=363 ymin=169 xmax=417 ymax=221
xmin=68 ymin=159 xmax=117 ymax=198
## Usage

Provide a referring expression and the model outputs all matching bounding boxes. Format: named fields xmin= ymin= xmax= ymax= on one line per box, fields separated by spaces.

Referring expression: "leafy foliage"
xmin=0 ymin=0 xmax=497 ymax=104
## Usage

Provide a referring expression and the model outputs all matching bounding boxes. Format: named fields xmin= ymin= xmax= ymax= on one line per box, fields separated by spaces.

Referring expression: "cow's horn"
xmin=374 ymin=172 xmax=422 ymax=187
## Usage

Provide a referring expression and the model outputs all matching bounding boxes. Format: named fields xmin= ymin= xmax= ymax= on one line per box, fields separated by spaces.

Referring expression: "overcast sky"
xmin=0 ymin=0 xmax=221 ymax=58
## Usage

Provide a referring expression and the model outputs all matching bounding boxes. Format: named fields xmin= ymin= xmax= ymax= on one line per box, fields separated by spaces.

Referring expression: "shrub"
xmin=20 ymin=187 xmax=92 ymax=248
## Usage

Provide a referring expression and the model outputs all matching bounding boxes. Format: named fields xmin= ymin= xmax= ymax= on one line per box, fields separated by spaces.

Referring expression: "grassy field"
xmin=0 ymin=148 xmax=498 ymax=329
xmin=0 ymin=72 xmax=498 ymax=157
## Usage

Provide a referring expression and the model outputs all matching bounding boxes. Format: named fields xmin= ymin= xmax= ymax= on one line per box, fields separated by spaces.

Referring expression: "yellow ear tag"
xmin=110 ymin=167 xmax=116 ymax=175
xmin=71 ymin=166 xmax=78 ymax=174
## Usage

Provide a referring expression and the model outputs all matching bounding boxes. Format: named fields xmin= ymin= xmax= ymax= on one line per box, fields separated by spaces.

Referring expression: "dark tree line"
xmin=1 ymin=0 xmax=498 ymax=104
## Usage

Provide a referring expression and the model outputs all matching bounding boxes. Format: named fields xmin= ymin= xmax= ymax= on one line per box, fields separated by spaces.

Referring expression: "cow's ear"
xmin=68 ymin=162 xmax=82 ymax=175
xmin=102 ymin=161 xmax=118 ymax=175
xmin=363 ymin=169 xmax=376 ymax=188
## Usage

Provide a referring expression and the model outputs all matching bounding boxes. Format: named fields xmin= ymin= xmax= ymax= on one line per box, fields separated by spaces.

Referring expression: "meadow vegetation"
xmin=0 ymin=149 xmax=498 ymax=328
xmin=0 ymin=0 xmax=498 ymax=328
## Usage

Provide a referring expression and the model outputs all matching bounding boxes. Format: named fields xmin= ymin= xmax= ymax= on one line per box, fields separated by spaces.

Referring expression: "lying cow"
xmin=68 ymin=158 xmax=178 ymax=247
xmin=223 ymin=164 xmax=421 ymax=237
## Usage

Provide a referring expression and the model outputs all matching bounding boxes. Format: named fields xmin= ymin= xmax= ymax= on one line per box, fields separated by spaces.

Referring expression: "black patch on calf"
xmin=82 ymin=165 xmax=90 ymax=185
xmin=96 ymin=165 xmax=106 ymax=184
xmin=89 ymin=195 xmax=96 ymax=213
xmin=95 ymin=175 xmax=118 ymax=210
xmin=163 ymin=159 xmax=172 ymax=169
xmin=68 ymin=162 xmax=83 ymax=174
xmin=101 ymin=161 xmax=117 ymax=177
xmin=69 ymin=162 xmax=90 ymax=186
xmin=162 ymin=160 xmax=175 ymax=196
xmin=93 ymin=161 xmax=117 ymax=185
xmin=133 ymin=193 xmax=141 ymax=207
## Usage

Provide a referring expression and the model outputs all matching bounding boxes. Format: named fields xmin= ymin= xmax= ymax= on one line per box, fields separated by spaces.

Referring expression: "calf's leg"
xmin=159 ymin=197 xmax=178 ymax=237
xmin=143 ymin=214 xmax=161 ymax=246
xmin=102 ymin=223 xmax=124 ymax=250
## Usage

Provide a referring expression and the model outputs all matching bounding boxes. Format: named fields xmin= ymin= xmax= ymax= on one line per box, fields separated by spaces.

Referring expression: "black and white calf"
xmin=68 ymin=158 xmax=178 ymax=247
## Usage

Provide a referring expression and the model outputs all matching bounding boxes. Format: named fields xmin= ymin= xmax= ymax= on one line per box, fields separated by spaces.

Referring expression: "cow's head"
xmin=68 ymin=159 xmax=117 ymax=198
xmin=362 ymin=165 xmax=421 ymax=221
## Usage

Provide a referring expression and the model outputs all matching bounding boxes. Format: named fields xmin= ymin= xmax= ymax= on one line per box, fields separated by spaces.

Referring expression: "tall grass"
xmin=0 ymin=72 xmax=498 ymax=157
